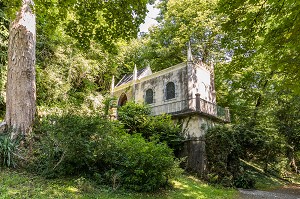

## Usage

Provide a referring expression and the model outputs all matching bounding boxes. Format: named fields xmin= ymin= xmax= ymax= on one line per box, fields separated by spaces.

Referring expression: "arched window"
xmin=145 ymin=89 xmax=154 ymax=104
xmin=118 ymin=93 xmax=127 ymax=107
xmin=166 ymin=82 xmax=175 ymax=100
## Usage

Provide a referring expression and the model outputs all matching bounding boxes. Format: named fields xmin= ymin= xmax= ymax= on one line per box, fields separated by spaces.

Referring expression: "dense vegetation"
xmin=0 ymin=103 xmax=182 ymax=191
xmin=117 ymin=0 xmax=300 ymax=188
xmin=0 ymin=0 xmax=299 ymax=194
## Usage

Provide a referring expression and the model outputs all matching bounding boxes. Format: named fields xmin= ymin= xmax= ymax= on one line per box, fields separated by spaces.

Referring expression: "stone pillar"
xmin=195 ymin=93 xmax=201 ymax=111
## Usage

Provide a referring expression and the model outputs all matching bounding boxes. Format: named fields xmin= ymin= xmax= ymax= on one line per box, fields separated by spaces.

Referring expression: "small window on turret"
xmin=145 ymin=89 xmax=154 ymax=104
xmin=166 ymin=82 xmax=175 ymax=100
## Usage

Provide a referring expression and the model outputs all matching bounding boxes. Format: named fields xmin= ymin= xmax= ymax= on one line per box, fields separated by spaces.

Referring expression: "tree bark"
xmin=6 ymin=0 xmax=36 ymax=139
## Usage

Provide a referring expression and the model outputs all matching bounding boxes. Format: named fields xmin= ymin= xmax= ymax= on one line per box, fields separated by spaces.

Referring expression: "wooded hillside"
xmin=0 ymin=0 xmax=299 ymax=192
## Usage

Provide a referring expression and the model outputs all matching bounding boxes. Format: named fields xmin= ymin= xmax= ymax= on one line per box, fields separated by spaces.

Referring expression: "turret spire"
xmin=133 ymin=64 xmax=137 ymax=81
xmin=110 ymin=75 xmax=115 ymax=95
xmin=187 ymin=41 xmax=193 ymax=62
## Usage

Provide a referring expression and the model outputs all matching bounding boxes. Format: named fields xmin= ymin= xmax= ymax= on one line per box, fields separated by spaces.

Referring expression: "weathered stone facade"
xmin=111 ymin=50 xmax=230 ymax=176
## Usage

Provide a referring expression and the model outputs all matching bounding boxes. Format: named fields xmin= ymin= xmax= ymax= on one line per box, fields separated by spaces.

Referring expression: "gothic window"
xmin=118 ymin=93 xmax=127 ymax=106
xmin=166 ymin=82 xmax=175 ymax=100
xmin=145 ymin=89 xmax=154 ymax=104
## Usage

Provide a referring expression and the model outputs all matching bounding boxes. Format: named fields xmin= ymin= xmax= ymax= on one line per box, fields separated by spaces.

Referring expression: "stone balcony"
xmin=150 ymin=95 xmax=230 ymax=123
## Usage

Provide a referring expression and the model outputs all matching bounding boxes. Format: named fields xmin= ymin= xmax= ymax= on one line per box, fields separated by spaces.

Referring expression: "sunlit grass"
xmin=0 ymin=169 xmax=237 ymax=199
xmin=240 ymin=160 xmax=300 ymax=190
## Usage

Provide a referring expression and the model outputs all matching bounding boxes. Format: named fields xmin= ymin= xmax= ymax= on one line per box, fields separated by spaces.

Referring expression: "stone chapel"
xmin=110 ymin=45 xmax=230 ymax=175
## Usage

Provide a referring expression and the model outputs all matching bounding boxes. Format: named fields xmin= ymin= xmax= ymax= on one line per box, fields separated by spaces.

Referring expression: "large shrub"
xmin=117 ymin=102 xmax=184 ymax=152
xmin=31 ymin=113 xmax=178 ymax=191
xmin=96 ymin=133 xmax=176 ymax=191
xmin=32 ymin=114 xmax=113 ymax=177
xmin=205 ymin=125 xmax=256 ymax=188
xmin=205 ymin=125 xmax=239 ymax=185
xmin=117 ymin=102 xmax=151 ymax=133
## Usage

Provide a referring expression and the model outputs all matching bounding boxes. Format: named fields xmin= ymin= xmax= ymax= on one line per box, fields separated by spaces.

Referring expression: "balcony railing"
xmin=150 ymin=97 xmax=230 ymax=122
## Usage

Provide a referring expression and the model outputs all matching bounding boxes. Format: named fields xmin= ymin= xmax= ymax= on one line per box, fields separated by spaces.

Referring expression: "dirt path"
xmin=238 ymin=185 xmax=300 ymax=199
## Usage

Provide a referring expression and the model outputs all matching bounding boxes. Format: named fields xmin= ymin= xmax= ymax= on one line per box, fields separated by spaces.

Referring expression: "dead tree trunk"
xmin=6 ymin=0 xmax=36 ymax=139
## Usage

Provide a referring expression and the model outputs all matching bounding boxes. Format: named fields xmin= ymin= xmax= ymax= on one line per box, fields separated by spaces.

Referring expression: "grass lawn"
xmin=0 ymin=169 xmax=237 ymax=199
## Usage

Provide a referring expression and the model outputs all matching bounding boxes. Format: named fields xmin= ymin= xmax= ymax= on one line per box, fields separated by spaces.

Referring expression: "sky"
xmin=139 ymin=2 xmax=160 ymax=33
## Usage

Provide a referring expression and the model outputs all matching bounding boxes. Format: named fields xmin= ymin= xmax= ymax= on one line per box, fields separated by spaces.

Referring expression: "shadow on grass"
xmin=0 ymin=169 xmax=237 ymax=199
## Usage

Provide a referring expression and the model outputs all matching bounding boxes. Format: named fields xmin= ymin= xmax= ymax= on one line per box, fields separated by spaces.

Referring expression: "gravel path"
xmin=238 ymin=185 xmax=300 ymax=199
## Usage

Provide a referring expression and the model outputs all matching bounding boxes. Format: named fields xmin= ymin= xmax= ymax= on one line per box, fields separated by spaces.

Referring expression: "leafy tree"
xmin=156 ymin=0 xmax=223 ymax=63
xmin=113 ymin=0 xmax=225 ymax=77
xmin=213 ymin=0 xmax=300 ymax=173
xmin=276 ymin=94 xmax=300 ymax=173
xmin=2 ymin=0 xmax=153 ymax=138
xmin=218 ymin=0 xmax=300 ymax=93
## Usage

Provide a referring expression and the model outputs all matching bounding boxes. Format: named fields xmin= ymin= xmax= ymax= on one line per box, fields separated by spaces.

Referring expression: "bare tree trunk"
xmin=6 ymin=0 xmax=36 ymax=139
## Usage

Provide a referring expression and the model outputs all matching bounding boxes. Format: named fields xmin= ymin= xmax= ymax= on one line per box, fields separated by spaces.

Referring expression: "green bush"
xmin=205 ymin=125 xmax=256 ymax=188
xmin=206 ymin=126 xmax=239 ymax=178
xmin=32 ymin=113 xmax=179 ymax=191
xmin=32 ymin=114 xmax=114 ymax=177
xmin=117 ymin=102 xmax=151 ymax=133
xmin=118 ymin=102 xmax=184 ymax=152
xmin=233 ymin=173 xmax=256 ymax=189
xmin=97 ymin=133 xmax=176 ymax=191
xmin=205 ymin=125 xmax=240 ymax=186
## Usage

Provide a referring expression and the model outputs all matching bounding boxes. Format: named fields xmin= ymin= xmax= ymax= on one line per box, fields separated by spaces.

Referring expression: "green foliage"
xmin=0 ymin=133 xmax=18 ymax=168
xmin=32 ymin=114 xmax=113 ymax=177
xmin=275 ymin=94 xmax=300 ymax=172
xmin=3 ymin=0 xmax=152 ymax=50
xmin=233 ymin=173 xmax=255 ymax=189
xmin=205 ymin=125 xmax=257 ymax=188
xmin=205 ymin=125 xmax=240 ymax=185
xmin=0 ymin=1 xmax=8 ymax=65
xmin=276 ymin=95 xmax=300 ymax=152
xmin=117 ymin=102 xmax=184 ymax=152
xmin=102 ymin=96 xmax=117 ymax=117
xmin=32 ymin=113 xmax=178 ymax=191
xmin=117 ymin=102 xmax=151 ymax=133
xmin=98 ymin=133 xmax=175 ymax=191
xmin=218 ymin=0 xmax=300 ymax=92
xmin=0 ymin=1 xmax=8 ymax=118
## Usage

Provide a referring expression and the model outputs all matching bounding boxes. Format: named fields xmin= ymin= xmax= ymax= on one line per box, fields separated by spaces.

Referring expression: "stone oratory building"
xmin=110 ymin=45 xmax=230 ymax=175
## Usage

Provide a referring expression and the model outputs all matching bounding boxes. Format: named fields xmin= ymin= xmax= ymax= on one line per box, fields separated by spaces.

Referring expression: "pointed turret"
xmin=210 ymin=62 xmax=216 ymax=103
xmin=133 ymin=64 xmax=137 ymax=81
xmin=187 ymin=41 xmax=193 ymax=62
xmin=110 ymin=75 xmax=115 ymax=95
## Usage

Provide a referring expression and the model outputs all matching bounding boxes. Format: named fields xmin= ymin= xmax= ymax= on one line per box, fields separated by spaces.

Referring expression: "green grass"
xmin=241 ymin=160 xmax=300 ymax=190
xmin=0 ymin=169 xmax=237 ymax=199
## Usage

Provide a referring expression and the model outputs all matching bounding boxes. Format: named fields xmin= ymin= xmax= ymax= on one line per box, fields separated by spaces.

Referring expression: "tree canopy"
xmin=218 ymin=0 xmax=300 ymax=93
xmin=3 ymin=0 xmax=153 ymax=50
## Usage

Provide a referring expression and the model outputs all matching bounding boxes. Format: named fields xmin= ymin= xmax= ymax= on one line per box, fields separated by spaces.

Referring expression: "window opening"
xmin=145 ymin=89 xmax=154 ymax=104
xmin=166 ymin=82 xmax=175 ymax=100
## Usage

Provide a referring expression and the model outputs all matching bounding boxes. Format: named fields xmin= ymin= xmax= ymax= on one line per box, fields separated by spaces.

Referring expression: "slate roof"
xmin=115 ymin=67 xmax=149 ymax=87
